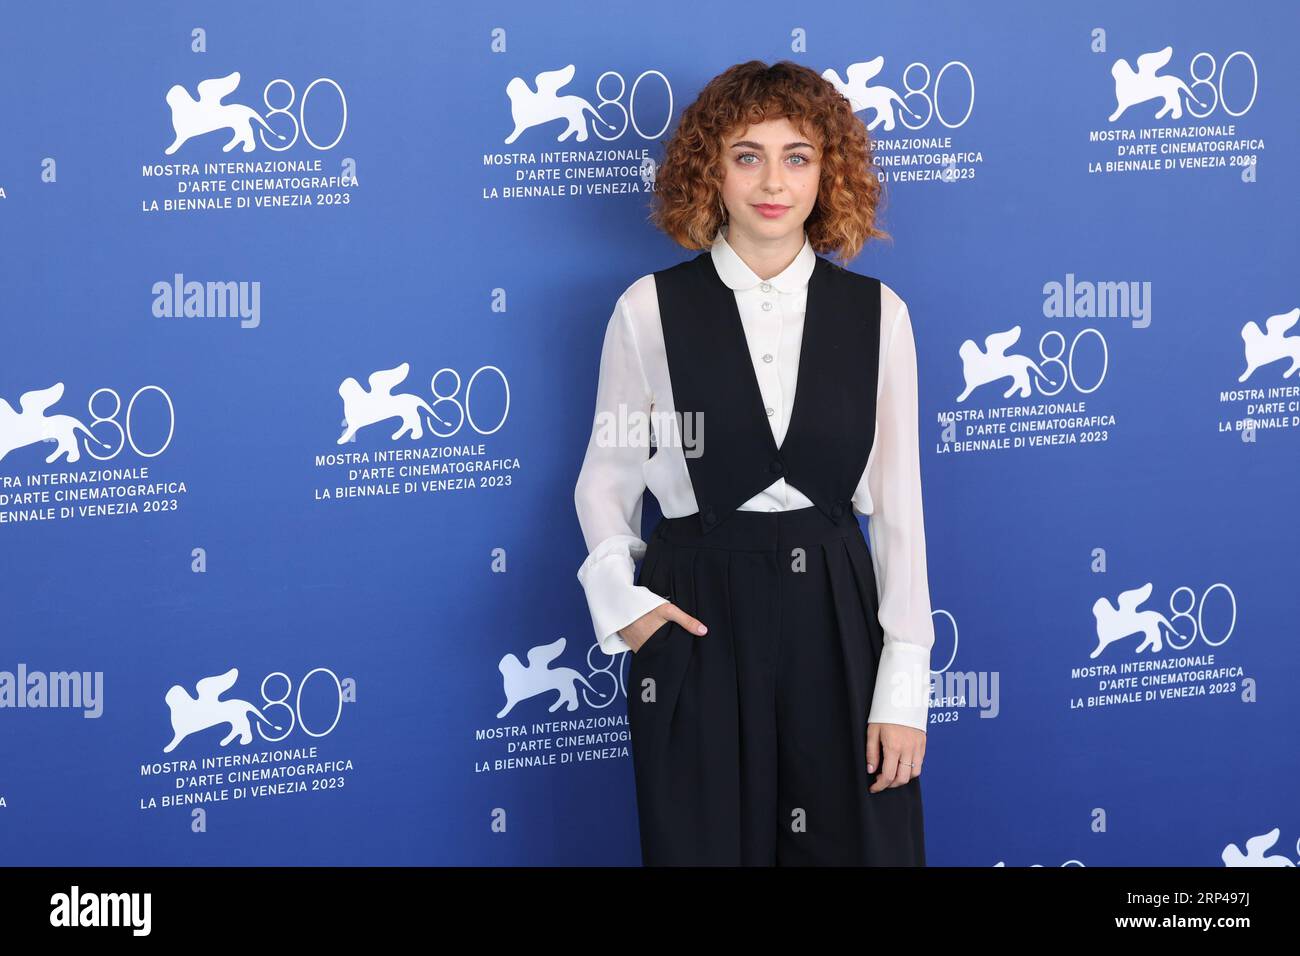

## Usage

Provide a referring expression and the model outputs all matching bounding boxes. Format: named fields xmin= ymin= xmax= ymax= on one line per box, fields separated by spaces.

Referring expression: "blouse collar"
xmin=710 ymin=223 xmax=816 ymax=293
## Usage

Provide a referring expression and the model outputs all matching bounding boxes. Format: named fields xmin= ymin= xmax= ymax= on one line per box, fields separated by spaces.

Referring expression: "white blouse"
xmin=573 ymin=226 xmax=936 ymax=731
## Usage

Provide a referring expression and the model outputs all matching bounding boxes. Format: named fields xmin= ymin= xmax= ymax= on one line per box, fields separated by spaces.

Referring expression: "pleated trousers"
xmin=626 ymin=505 xmax=926 ymax=866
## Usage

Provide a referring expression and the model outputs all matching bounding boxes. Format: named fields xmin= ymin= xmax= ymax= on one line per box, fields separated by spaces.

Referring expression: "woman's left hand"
xmin=865 ymin=722 xmax=925 ymax=793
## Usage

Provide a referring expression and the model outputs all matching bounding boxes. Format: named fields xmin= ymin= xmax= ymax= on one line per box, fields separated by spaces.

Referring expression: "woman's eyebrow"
xmin=729 ymin=140 xmax=816 ymax=151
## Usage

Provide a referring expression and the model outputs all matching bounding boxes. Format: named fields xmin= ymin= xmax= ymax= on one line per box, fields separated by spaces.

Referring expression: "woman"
xmin=574 ymin=60 xmax=935 ymax=866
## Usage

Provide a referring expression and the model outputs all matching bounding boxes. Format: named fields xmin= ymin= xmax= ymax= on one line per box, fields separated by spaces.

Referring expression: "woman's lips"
xmin=753 ymin=203 xmax=790 ymax=218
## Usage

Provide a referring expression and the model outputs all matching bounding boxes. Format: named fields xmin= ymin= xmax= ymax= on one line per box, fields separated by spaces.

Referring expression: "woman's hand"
xmin=866 ymin=722 xmax=925 ymax=792
xmin=620 ymin=602 xmax=708 ymax=653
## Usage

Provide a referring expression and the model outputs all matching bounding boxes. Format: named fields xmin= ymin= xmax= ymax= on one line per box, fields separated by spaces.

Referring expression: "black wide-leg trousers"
xmin=627 ymin=505 xmax=926 ymax=866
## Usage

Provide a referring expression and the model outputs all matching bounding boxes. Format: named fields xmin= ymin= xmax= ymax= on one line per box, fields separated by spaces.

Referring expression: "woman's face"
xmin=718 ymin=115 xmax=821 ymax=243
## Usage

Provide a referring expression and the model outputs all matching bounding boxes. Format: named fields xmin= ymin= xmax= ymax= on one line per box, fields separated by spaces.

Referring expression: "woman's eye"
xmin=738 ymin=153 xmax=810 ymax=166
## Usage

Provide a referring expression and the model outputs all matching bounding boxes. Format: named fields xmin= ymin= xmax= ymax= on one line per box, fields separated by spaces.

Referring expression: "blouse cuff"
xmin=866 ymin=641 xmax=933 ymax=732
xmin=576 ymin=537 xmax=670 ymax=655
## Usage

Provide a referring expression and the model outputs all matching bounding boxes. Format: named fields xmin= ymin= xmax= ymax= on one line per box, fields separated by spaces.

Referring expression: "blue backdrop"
xmin=0 ymin=0 xmax=1296 ymax=866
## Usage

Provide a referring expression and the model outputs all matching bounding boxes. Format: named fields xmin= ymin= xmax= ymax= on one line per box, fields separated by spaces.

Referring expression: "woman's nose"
xmin=761 ymin=158 xmax=787 ymax=191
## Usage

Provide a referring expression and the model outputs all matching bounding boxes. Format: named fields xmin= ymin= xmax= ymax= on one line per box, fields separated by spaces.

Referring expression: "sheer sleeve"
xmin=574 ymin=292 xmax=671 ymax=655
xmin=851 ymin=297 xmax=936 ymax=731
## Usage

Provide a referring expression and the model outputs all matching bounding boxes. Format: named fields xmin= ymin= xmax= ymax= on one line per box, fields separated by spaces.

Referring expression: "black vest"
xmin=654 ymin=250 xmax=881 ymax=535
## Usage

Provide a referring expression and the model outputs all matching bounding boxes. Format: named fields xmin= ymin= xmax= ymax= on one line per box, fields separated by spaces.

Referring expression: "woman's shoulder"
xmin=823 ymin=258 xmax=908 ymax=320
xmin=613 ymin=272 xmax=661 ymax=325
xmin=877 ymin=279 xmax=908 ymax=322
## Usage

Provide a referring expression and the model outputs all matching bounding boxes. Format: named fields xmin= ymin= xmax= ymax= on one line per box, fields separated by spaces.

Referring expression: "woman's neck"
xmin=723 ymin=223 xmax=805 ymax=281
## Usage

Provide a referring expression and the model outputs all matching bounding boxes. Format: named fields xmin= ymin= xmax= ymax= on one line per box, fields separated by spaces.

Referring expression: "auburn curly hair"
xmin=647 ymin=59 xmax=889 ymax=264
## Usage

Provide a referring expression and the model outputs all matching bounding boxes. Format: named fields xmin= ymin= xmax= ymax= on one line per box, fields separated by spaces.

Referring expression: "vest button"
xmin=769 ymin=459 xmax=784 ymax=474
xmin=702 ymin=507 xmax=717 ymax=526
xmin=831 ymin=503 xmax=845 ymax=519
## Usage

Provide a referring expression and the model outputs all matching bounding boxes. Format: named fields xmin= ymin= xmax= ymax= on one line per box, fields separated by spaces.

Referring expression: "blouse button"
xmin=761 ymin=301 xmax=773 ymax=312
xmin=761 ymin=353 xmax=773 ymax=363
xmin=760 ymin=282 xmax=771 ymax=292
xmin=765 ymin=406 xmax=774 ymax=416
xmin=767 ymin=506 xmax=778 ymax=513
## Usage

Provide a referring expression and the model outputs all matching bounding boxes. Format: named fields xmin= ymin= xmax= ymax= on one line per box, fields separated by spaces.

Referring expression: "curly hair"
xmin=647 ymin=59 xmax=889 ymax=263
